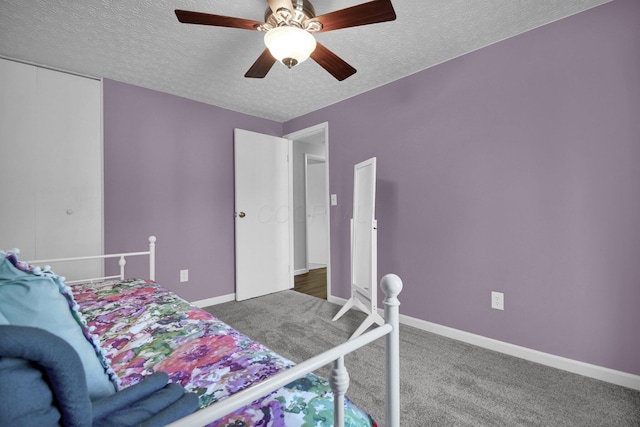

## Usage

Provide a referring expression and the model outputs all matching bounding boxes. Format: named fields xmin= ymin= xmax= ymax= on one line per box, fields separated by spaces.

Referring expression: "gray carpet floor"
xmin=204 ymin=291 xmax=640 ymax=426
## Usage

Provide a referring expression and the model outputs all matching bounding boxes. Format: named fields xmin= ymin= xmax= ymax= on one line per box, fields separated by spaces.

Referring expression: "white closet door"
xmin=0 ymin=60 xmax=37 ymax=256
xmin=0 ymin=59 xmax=103 ymax=280
xmin=34 ymin=67 xmax=103 ymax=280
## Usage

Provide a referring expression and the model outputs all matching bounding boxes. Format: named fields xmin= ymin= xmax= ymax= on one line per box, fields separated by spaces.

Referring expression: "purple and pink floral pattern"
xmin=71 ymin=279 xmax=376 ymax=426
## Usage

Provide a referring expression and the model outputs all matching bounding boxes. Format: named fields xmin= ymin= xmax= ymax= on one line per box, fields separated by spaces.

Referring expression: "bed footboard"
xmin=167 ymin=274 xmax=403 ymax=427
xmin=27 ymin=236 xmax=156 ymax=284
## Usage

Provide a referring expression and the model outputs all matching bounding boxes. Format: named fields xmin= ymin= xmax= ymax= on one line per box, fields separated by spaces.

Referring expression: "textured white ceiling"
xmin=0 ymin=0 xmax=611 ymax=122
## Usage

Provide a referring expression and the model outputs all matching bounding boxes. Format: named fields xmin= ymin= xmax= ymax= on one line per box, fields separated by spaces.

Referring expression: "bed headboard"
xmin=27 ymin=236 xmax=156 ymax=284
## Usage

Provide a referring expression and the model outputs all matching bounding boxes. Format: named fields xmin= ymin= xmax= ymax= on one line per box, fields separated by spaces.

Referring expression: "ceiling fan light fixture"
xmin=264 ymin=26 xmax=316 ymax=68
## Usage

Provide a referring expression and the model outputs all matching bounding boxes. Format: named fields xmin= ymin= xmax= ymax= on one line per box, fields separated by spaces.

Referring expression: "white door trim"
xmin=284 ymin=122 xmax=330 ymax=298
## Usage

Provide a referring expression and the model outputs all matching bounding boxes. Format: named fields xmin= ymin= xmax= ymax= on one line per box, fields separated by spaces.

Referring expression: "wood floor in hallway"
xmin=293 ymin=268 xmax=327 ymax=300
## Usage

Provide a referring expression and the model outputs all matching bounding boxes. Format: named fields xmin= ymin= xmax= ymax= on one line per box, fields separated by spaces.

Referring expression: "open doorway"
xmin=285 ymin=123 xmax=330 ymax=300
xmin=305 ymin=154 xmax=328 ymax=271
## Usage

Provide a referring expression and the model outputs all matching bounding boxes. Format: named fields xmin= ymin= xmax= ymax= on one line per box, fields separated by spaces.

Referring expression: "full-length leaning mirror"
xmin=333 ymin=157 xmax=383 ymax=338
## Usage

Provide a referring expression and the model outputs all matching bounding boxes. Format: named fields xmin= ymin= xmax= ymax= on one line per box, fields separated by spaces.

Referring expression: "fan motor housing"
xmin=263 ymin=0 xmax=319 ymax=31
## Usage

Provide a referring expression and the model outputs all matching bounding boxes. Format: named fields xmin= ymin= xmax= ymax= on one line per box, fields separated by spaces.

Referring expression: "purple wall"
xmin=284 ymin=0 xmax=640 ymax=375
xmin=103 ymin=0 xmax=639 ymax=376
xmin=103 ymin=79 xmax=282 ymax=302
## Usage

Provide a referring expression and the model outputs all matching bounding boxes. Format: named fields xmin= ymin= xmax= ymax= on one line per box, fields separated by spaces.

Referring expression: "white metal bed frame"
xmin=28 ymin=236 xmax=156 ymax=284
xmin=28 ymin=236 xmax=402 ymax=427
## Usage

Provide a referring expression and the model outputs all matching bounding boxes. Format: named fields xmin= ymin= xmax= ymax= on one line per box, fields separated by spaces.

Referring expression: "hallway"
xmin=293 ymin=268 xmax=327 ymax=300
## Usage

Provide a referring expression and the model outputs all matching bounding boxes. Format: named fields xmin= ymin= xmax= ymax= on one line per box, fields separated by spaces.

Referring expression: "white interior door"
xmin=0 ymin=59 xmax=102 ymax=281
xmin=305 ymin=154 xmax=328 ymax=268
xmin=0 ymin=59 xmax=37 ymax=256
xmin=34 ymin=66 xmax=103 ymax=280
xmin=234 ymin=129 xmax=293 ymax=301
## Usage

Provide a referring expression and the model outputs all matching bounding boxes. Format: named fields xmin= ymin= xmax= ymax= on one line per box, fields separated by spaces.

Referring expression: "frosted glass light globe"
xmin=264 ymin=26 xmax=317 ymax=68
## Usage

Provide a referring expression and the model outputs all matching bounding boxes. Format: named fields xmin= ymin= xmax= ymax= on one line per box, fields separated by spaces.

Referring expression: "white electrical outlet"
xmin=180 ymin=269 xmax=189 ymax=283
xmin=491 ymin=291 xmax=504 ymax=310
xmin=331 ymin=194 xmax=338 ymax=206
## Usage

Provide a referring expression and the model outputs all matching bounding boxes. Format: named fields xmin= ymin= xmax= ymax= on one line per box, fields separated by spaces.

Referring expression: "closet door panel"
xmin=0 ymin=59 xmax=102 ymax=281
xmin=0 ymin=59 xmax=37 ymax=257
xmin=34 ymin=67 xmax=103 ymax=280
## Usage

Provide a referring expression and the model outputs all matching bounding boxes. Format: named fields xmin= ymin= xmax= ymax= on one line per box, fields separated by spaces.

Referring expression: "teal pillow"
xmin=0 ymin=252 xmax=116 ymax=400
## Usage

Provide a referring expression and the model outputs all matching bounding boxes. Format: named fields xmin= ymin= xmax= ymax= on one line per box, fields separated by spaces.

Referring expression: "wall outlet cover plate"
xmin=491 ymin=291 xmax=504 ymax=310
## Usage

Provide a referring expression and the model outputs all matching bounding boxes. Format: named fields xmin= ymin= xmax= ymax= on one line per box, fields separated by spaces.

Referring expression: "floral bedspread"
xmin=71 ymin=279 xmax=376 ymax=427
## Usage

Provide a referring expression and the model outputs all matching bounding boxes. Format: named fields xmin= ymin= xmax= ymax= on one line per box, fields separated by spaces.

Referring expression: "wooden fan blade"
xmin=313 ymin=0 xmax=396 ymax=33
xmin=245 ymin=49 xmax=277 ymax=78
xmin=310 ymin=42 xmax=357 ymax=81
xmin=175 ymin=10 xmax=262 ymax=30
xmin=267 ymin=0 xmax=295 ymax=16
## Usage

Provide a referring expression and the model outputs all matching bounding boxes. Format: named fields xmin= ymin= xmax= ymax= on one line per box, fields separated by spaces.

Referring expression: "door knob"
xmin=238 ymin=212 xmax=246 ymax=218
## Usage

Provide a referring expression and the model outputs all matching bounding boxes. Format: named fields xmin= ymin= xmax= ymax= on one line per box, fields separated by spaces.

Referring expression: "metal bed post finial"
xmin=148 ymin=236 xmax=156 ymax=281
xmin=118 ymin=256 xmax=126 ymax=280
xmin=382 ymin=273 xmax=402 ymax=427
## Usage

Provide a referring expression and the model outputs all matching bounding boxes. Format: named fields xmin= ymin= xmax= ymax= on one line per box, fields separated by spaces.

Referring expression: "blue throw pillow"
xmin=0 ymin=253 xmax=116 ymax=400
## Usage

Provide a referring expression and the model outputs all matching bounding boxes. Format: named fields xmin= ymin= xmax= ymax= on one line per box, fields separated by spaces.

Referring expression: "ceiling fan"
xmin=175 ymin=0 xmax=396 ymax=81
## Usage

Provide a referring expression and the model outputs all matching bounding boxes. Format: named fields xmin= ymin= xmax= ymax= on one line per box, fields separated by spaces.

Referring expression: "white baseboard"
xmin=399 ymin=313 xmax=640 ymax=391
xmin=328 ymin=295 xmax=343 ymax=305
xmin=294 ymin=268 xmax=309 ymax=276
xmin=192 ymin=293 xmax=235 ymax=308
xmin=328 ymin=295 xmax=640 ymax=391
